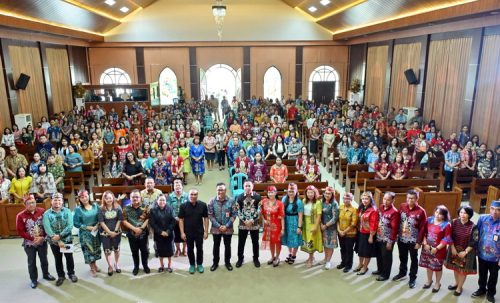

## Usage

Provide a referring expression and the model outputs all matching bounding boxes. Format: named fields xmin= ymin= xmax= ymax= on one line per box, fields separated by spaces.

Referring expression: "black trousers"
xmin=217 ymin=150 xmax=226 ymax=166
xmin=339 ymin=236 xmax=355 ymax=269
xmin=213 ymin=234 xmax=232 ymax=265
xmin=128 ymin=236 xmax=149 ymax=269
xmin=376 ymin=241 xmax=393 ymax=279
xmin=444 ymin=170 xmax=453 ymax=191
xmin=237 ymin=229 xmax=259 ymax=260
xmin=49 ymin=244 xmax=75 ymax=278
xmin=24 ymin=242 xmax=50 ymax=282
xmin=397 ymin=241 xmax=419 ymax=280
xmin=478 ymin=258 xmax=499 ymax=296
xmin=187 ymin=234 xmax=204 ymax=266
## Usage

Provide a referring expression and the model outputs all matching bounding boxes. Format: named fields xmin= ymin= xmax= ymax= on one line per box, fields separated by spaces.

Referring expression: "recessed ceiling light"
xmin=104 ymin=0 xmax=115 ymax=6
xmin=308 ymin=6 xmax=318 ymax=12
xmin=120 ymin=6 xmax=129 ymax=13
xmin=320 ymin=0 xmax=331 ymax=6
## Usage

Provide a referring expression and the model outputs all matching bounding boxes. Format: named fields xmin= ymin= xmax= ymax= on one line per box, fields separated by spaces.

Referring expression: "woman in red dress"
xmin=391 ymin=153 xmax=408 ymax=180
xmin=233 ymin=149 xmax=251 ymax=174
xmin=419 ymin=205 xmax=453 ymax=293
xmin=374 ymin=151 xmax=391 ymax=180
xmin=261 ymin=186 xmax=285 ymax=267
xmin=166 ymin=147 xmax=184 ymax=180
xmin=114 ymin=137 xmax=133 ymax=163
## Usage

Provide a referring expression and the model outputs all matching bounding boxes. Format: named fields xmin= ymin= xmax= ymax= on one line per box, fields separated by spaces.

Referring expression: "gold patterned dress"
xmin=301 ymin=201 xmax=324 ymax=253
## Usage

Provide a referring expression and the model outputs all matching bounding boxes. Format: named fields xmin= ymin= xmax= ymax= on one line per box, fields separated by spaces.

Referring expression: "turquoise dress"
xmin=189 ymin=144 xmax=205 ymax=175
xmin=73 ymin=203 xmax=102 ymax=264
xmin=281 ymin=196 xmax=304 ymax=248
xmin=64 ymin=152 xmax=83 ymax=172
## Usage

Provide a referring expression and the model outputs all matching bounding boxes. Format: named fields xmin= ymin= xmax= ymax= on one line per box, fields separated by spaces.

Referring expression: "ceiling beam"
xmin=332 ymin=0 xmax=500 ymax=40
xmin=0 ymin=15 xmax=104 ymax=42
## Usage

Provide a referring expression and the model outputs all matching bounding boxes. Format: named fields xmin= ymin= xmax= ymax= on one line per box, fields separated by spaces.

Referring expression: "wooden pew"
xmin=332 ymin=157 xmax=347 ymax=180
xmin=344 ymin=164 xmax=369 ymax=191
xmin=92 ymin=185 xmax=172 ymax=201
xmin=485 ymin=186 xmax=500 ymax=210
xmin=265 ymin=164 xmax=298 ymax=173
xmin=0 ymin=200 xmax=50 ymax=238
xmin=287 ymin=174 xmax=306 ymax=182
xmin=453 ymin=169 xmax=476 ymax=197
xmin=64 ymin=171 xmax=85 ymax=194
xmin=336 ymin=158 xmax=349 ymax=186
xmin=373 ymin=187 xmax=462 ymax=217
xmin=265 ymin=159 xmax=295 ymax=166
xmin=101 ymin=177 xmax=127 ymax=186
xmin=353 ymin=171 xmax=376 ymax=199
xmin=356 ymin=178 xmax=440 ymax=202
xmin=470 ymin=178 xmax=500 ymax=213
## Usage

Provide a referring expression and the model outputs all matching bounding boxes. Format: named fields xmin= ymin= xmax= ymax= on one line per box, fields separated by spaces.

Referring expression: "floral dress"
xmin=322 ymin=200 xmax=339 ymax=249
xmin=73 ymin=203 xmax=102 ymax=264
xmin=301 ymin=201 xmax=324 ymax=253
xmin=419 ymin=216 xmax=452 ymax=271
xmin=261 ymin=199 xmax=284 ymax=249
xmin=281 ymin=196 xmax=304 ymax=248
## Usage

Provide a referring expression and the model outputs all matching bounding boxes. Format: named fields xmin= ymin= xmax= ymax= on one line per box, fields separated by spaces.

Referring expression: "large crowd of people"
xmin=1 ymin=95 xmax=499 ymax=302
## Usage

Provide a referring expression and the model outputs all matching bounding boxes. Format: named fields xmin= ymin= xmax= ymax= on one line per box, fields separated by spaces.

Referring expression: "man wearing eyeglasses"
xmin=179 ymin=189 xmax=209 ymax=274
xmin=4 ymin=146 xmax=28 ymax=179
xmin=16 ymin=195 xmax=56 ymax=289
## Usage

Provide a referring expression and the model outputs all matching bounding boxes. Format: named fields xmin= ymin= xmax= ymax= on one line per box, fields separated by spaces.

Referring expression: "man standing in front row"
xmin=122 ymin=190 xmax=150 ymax=276
xmin=16 ymin=194 xmax=55 ymax=288
xmin=235 ymin=180 xmax=261 ymax=268
xmin=375 ymin=192 xmax=400 ymax=281
xmin=179 ymin=189 xmax=209 ymax=274
xmin=208 ymin=182 xmax=236 ymax=271
xmin=392 ymin=189 xmax=427 ymax=289
xmin=472 ymin=201 xmax=499 ymax=303
xmin=43 ymin=193 xmax=77 ymax=287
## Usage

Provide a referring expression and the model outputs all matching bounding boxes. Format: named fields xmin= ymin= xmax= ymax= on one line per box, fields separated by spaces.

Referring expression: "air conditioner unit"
xmin=14 ymin=113 xmax=33 ymax=129
xmin=402 ymin=107 xmax=418 ymax=127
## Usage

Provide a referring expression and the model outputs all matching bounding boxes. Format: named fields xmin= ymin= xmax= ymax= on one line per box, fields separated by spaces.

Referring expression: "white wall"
xmin=105 ymin=0 xmax=332 ymax=42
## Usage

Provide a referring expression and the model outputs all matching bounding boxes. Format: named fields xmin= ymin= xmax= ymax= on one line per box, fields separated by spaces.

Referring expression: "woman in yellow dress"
xmin=9 ymin=167 xmax=32 ymax=203
xmin=178 ymin=139 xmax=191 ymax=185
xmin=301 ymin=185 xmax=323 ymax=267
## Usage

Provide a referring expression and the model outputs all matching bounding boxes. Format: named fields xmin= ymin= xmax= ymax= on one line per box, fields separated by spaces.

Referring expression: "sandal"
xmin=288 ymin=255 xmax=296 ymax=264
xmin=285 ymin=254 xmax=292 ymax=263
xmin=174 ymin=250 xmax=180 ymax=257
xmin=90 ymin=269 xmax=97 ymax=278
xmin=167 ymin=267 xmax=173 ymax=273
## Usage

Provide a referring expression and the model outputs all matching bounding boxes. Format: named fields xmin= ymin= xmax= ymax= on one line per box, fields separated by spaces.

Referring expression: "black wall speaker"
xmin=404 ymin=69 xmax=418 ymax=85
xmin=15 ymin=73 xmax=31 ymax=90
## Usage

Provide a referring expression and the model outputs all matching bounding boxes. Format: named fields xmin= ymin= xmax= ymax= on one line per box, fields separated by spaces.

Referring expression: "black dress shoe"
xmin=486 ymin=294 xmax=495 ymax=303
xmin=30 ymin=281 xmax=38 ymax=289
xmin=144 ymin=267 xmax=151 ymax=274
xmin=453 ymin=291 xmax=462 ymax=297
xmin=68 ymin=274 xmax=78 ymax=283
xmin=225 ymin=263 xmax=233 ymax=271
xmin=371 ymin=271 xmax=381 ymax=275
xmin=55 ymin=277 xmax=65 ymax=287
xmin=43 ymin=274 xmax=56 ymax=281
xmin=253 ymin=259 xmax=261 ymax=268
xmin=409 ymin=280 xmax=416 ymax=289
xmin=235 ymin=259 xmax=243 ymax=268
xmin=336 ymin=263 xmax=345 ymax=270
xmin=448 ymin=284 xmax=458 ymax=290
xmin=343 ymin=267 xmax=351 ymax=273
xmin=472 ymin=289 xmax=487 ymax=298
xmin=392 ymin=273 xmax=406 ymax=281
xmin=376 ymin=276 xmax=389 ymax=281
xmin=210 ymin=264 xmax=218 ymax=272
xmin=432 ymin=285 xmax=441 ymax=293
xmin=132 ymin=268 xmax=139 ymax=276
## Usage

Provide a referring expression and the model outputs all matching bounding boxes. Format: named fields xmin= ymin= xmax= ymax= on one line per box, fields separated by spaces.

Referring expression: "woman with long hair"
xmin=301 ymin=185 xmax=323 ymax=268
xmin=248 ymin=152 xmax=268 ymax=183
xmin=122 ymin=152 xmax=143 ymax=185
xmin=320 ymin=186 xmax=339 ymax=270
xmin=261 ymin=186 xmax=285 ymax=267
xmin=190 ymin=136 xmax=205 ymax=185
xmin=98 ymin=191 xmax=123 ymax=276
xmin=282 ymin=183 xmax=304 ymax=265
xmin=73 ymin=190 xmax=102 ymax=277
xmin=178 ymin=139 xmax=190 ymax=185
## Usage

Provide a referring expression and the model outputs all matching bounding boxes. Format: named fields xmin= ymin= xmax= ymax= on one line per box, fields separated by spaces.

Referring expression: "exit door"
xmin=312 ymin=81 xmax=335 ymax=106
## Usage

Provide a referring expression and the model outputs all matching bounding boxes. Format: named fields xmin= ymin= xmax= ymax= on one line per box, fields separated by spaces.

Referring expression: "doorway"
xmin=312 ymin=81 xmax=336 ymax=106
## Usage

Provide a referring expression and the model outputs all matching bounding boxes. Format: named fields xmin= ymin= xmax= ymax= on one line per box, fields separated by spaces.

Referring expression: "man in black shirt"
xmin=179 ymin=189 xmax=209 ymax=274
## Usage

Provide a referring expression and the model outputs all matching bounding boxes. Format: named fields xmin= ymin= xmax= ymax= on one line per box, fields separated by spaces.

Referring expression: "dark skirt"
xmin=205 ymin=152 xmax=216 ymax=161
xmin=101 ymin=233 xmax=122 ymax=254
xmin=444 ymin=247 xmax=477 ymax=275
xmin=309 ymin=139 xmax=318 ymax=154
xmin=356 ymin=233 xmax=377 ymax=258
xmin=154 ymin=234 xmax=175 ymax=258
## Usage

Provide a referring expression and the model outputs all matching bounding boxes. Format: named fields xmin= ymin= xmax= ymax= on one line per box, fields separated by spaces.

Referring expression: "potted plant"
xmin=349 ymin=78 xmax=362 ymax=102
xmin=72 ymin=82 xmax=86 ymax=108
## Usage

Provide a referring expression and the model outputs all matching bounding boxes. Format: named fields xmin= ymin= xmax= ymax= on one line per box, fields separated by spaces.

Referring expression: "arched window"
xmin=308 ymin=65 xmax=339 ymax=101
xmin=263 ymin=66 xmax=281 ymax=101
xmin=200 ymin=63 xmax=241 ymax=104
xmin=99 ymin=67 xmax=131 ymax=85
xmin=158 ymin=67 xmax=178 ymax=105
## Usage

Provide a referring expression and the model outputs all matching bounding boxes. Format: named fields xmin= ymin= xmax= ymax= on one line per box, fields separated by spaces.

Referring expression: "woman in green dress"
xmin=301 ymin=185 xmax=323 ymax=268
xmin=178 ymin=139 xmax=191 ymax=185
xmin=73 ymin=190 xmax=102 ymax=277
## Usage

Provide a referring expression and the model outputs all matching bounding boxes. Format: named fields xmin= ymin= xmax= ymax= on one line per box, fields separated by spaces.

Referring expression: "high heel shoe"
xmin=107 ymin=267 xmax=114 ymax=276
xmin=267 ymin=258 xmax=275 ymax=265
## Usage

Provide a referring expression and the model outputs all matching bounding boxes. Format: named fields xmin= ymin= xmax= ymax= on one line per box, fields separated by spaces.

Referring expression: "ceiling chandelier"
xmin=212 ymin=0 xmax=227 ymax=41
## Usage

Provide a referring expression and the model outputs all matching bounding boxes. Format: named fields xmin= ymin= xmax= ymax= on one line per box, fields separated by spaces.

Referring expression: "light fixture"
xmin=308 ymin=6 xmax=318 ymax=12
xmin=120 ymin=6 xmax=129 ymax=13
xmin=104 ymin=0 xmax=116 ymax=6
xmin=320 ymin=0 xmax=331 ymax=6
xmin=212 ymin=0 xmax=227 ymax=41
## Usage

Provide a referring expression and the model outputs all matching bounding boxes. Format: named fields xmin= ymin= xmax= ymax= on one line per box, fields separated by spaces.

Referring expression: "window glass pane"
xmin=159 ymin=67 xmax=178 ymax=105
xmin=263 ymin=66 xmax=281 ymax=101
xmin=308 ymin=65 xmax=340 ymax=100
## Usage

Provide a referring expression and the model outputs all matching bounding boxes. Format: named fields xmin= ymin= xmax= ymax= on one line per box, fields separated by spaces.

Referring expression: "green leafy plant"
xmin=73 ymin=82 xmax=86 ymax=98
xmin=350 ymin=79 xmax=362 ymax=94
